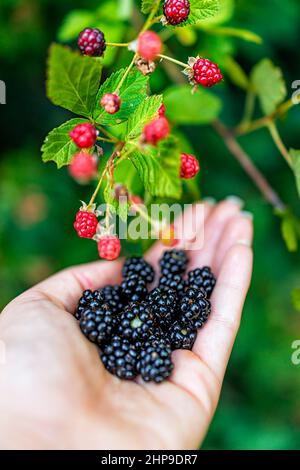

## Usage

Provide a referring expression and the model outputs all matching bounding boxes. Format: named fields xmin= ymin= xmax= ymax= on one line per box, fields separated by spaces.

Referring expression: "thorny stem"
xmin=213 ymin=120 xmax=286 ymax=211
xmin=267 ymin=121 xmax=292 ymax=167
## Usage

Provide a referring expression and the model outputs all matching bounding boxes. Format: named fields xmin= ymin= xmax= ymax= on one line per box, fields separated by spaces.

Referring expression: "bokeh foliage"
xmin=0 ymin=0 xmax=300 ymax=450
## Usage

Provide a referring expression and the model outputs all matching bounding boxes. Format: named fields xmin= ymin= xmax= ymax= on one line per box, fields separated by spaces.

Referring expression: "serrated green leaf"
xmin=41 ymin=118 xmax=86 ymax=169
xmin=251 ymin=59 xmax=287 ymax=115
xmin=200 ymin=0 xmax=234 ymax=26
xmin=127 ymin=137 xmax=182 ymax=199
xmin=290 ymin=149 xmax=300 ymax=198
xmin=164 ymin=84 xmax=221 ymax=124
xmin=224 ymin=57 xmax=250 ymax=91
xmin=115 ymin=160 xmax=144 ymax=195
xmin=183 ymin=0 xmax=220 ymax=27
xmin=93 ymin=69 xmax=149 ymax=125
xmin=47 ymin=44 xmax=103 ymax=118
xmin=281 ymin=216 xmax=298 ymax=252
xmin=126 ymin=95 xmax=163 ymax=141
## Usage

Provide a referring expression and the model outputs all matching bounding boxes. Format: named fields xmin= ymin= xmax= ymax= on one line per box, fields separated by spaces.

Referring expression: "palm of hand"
xmin=0 ymin=200 xmax=253 ymax=450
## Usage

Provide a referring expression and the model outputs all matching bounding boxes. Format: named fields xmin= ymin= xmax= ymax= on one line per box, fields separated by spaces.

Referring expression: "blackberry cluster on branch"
xmin=75 ymin=249 xmax=216 ymax=384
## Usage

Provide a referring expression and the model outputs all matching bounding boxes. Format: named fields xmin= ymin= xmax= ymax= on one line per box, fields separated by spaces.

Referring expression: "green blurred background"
xmin=0 ymin=0 xmax=300 ymax=449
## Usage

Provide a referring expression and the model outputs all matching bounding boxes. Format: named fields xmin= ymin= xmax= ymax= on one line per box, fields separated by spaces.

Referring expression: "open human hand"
xmin=0 ymin=198 xmax=253 ymax=450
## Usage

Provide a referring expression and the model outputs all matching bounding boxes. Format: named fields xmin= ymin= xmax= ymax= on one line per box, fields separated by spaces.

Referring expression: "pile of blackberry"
xmin=75 ymin=250 xmax=216 ymax=384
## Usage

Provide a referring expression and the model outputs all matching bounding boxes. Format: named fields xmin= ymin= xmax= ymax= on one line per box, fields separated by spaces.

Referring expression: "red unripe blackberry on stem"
xmin=192 ymin=57 xmax=223 ymax=88
xmin=69 ymin=123 xmax=98 ymax=149
xmin=78 ymin=28 xmax=106 ymax=57
xmin=137 ymin=31 xmax=162 ymax=61
xmin=74 ymin=210 xmax=98 ymax=239
xmin=180 ymin=153 xmax=200 ymax=179
xmin=143 ymin=116 xmax=170 ymax=145
xmin=101 ymin=93 xmax=121 ymax=114
xmin=69 ymin=152 xmax=98 ymax=183
xmin=163 ymin=0 xmax=190 ymax=26
xmin=98 ymin=235 xmax=121 ymax=261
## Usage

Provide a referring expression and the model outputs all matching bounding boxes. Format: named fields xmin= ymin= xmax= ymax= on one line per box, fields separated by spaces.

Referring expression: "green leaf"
xmin=47 ymin=44 xmax=103 ymax=118
xmin=251 ymin=59 xmax=287 ymax=115
xmin=141 ymin=0 xmax=160 ymax=14
xmin=128 ymin=136 xmax=182 ymax=199
xmin=224 ymin=57 xmax=250 ymax=91
xmin=292 ymin=288 xmax=300 ymax=312
xmin=281 ymin=215 xmax=298 ymax=252
xmin=290 ymin=149 xmax=300 ymax=198
xmin=199 ymin=0 xmax=234 ymax=26
xmin=164 ymin=84 xmax=221 ymax=124
xmin=41 ymin=118 xmax=86 ymax=169
xmin=184 ymin=0 xmax=220 ymax=26
xmin=126 ymin=95 xmax=163 ymax=141
xmin=93 ymin=69 xmax=149 ymax=125
xmin=115 ymin=160 xmax=144 ymax=195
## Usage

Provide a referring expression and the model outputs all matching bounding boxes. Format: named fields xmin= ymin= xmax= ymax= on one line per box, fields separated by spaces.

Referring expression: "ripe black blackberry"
xmin=138 ymin=343 xmax=174 ymax=383
xmin=159 ymin=249 xmax=188 ymax=276
xmin=122 ymin=257 xmax=155 ymax=283
xmin=147 ymin=287 xmax=178 ymax=328
xmin=79 ymin=303 xmax=114 ymax=347
xmin=180 ymin=286 xmax=211 ymax=328
xmin=75 ymin=289 xmax=97 ymax=320
xmin=121 ymin=274 xmax=148 ymax=303
xmin=159 ymin=273 xmax=186 ymax=297
xmin=187 ymin=267 xmax=216 ymax=298
xmin=118 ymin=302 xmax=154 ymax=343
xmin=168 ymin=321 xmax=197 ymax=350
xmin=78 ymin=27 xmax=106 ymax=57
xmin=97 ymin=285 xmax=126 ymax=314
xmin=101 ymin=336 xmax=138 ymax=380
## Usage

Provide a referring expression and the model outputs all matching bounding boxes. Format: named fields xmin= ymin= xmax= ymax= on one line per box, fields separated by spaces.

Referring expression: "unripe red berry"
xmin=69 ymin=152 xmax=98 ymax=183
xmin=137 ymin=31 xmax=162 ymax=61
xmin=159 ymin=103 xmax=166 ymax=117
xmin=130 ymin=195 xmax=143 ymax=208
xmin=98 ymin=235 xmax=121 ymax=261
xmin=192 ymin=58 xmax=223 ymax=88
xmin=163 ymin=0 xmax=190 ymax=26
xmin=74 ymin=210 xmax=98 ymax=239
xmin=101 ymin=93 xmax=121 ymax=114
xmin=143 ymin=116 xmax=170 ymax=145
xmin=69 ymin=123 xmax=97 ymax=149
xmin=78 ymin=28 xmax=106 ymax=57
xmin=180 ymin=153 xmax=200 ymax=179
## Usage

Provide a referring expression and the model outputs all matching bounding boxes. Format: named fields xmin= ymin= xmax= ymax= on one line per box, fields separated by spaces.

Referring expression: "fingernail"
xmin=236 ymin=239 xmax=252 ymax=247
xmin=202 ymin=197 xmax=216 ymax=205
xmin=240 ymin=211 xmax=253 ymax=221
xmin=226 ymin=195 xmax=244 ymax=207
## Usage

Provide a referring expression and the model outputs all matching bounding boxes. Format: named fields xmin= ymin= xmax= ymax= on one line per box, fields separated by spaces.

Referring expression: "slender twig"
xmin=115 ymin=53 xmax=138 ymax=93
xmin=158 ymin=54 xmax=188 ymax=69
xmin=213 ymin=120 xmax=286 ymax=211
xmin=106 ymin=42 xmax=129 ymax=47
xmin=267 ymin=121 xmax=292 ymax=167
xmin=97 ymin=125 xmax=119 ymax=143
